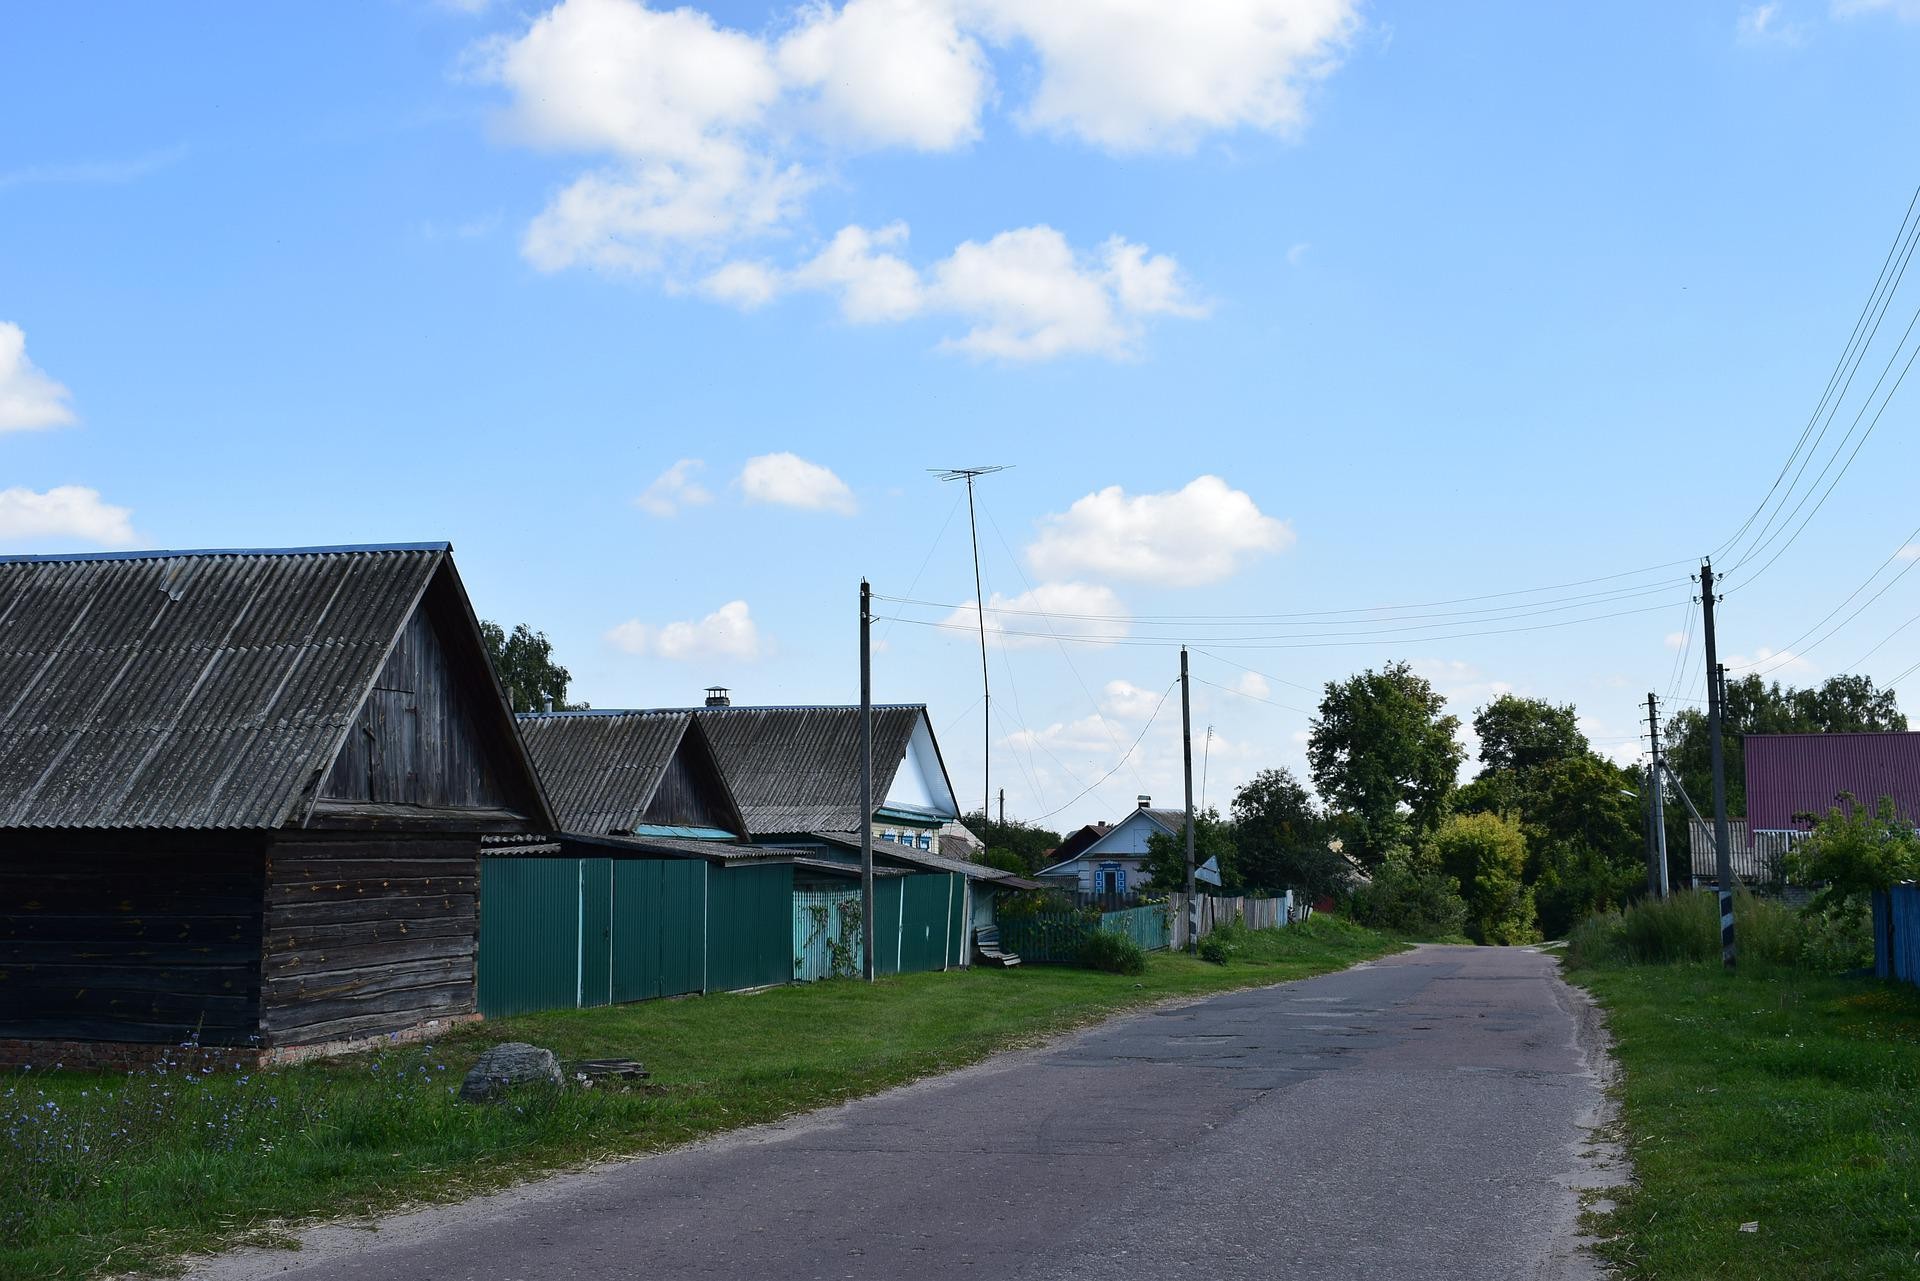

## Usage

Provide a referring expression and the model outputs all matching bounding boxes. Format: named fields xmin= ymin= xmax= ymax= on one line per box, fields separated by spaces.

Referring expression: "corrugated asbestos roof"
xmin=0 ymin=544 xmax=446 ymax=829
xmin=1744 ymin=732 xmax=1920 ymax=831
xmin=516 ymin=710 xmax=691 ymax=835
xmin=694 ymin=704 xmax=925 ymax=835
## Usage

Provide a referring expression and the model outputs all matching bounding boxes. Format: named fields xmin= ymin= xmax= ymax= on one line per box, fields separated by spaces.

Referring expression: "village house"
xmin=0 ymin=543 xmax=554 ymax=1066
xmin=1035 ymin=798 xmax=1186 ymax=896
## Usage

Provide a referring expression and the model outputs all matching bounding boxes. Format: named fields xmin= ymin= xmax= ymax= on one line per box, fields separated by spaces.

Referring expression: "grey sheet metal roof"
xmin=0 ymin=543 xmax=445 ymax=829
xmin=691 ymin=704 xmax=926 ymax=835
xmin=516 ymin=709 xmax=698 ymax=835
xmin=803 ymin=829 xmax=1014 ymax=882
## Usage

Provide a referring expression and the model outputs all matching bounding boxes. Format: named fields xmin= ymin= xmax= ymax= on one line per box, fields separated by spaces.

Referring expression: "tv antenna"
xmin=932 ymin=465 xmax=1011 ymax=829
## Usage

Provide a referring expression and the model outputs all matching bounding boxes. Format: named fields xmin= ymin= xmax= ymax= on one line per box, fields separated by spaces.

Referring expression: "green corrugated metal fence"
xmin=791 ymin=873 xmax=965 ymax=980
xmin=478 ymin=856 xmax=794 ymax=1017
xmin=707 ymin=862 xmax=794 ymax=991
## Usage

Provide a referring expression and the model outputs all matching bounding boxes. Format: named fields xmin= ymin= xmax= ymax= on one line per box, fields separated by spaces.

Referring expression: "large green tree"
xmin=1472 ymin=695 xmax=1588 ymax=782
xmin=1307 ymin=661 xmax=1464 ymax=870
xmin=1228 ymin=768 xmax=1347 ymax=896
xmin=481 ymin=621 xmax=586 ymax=713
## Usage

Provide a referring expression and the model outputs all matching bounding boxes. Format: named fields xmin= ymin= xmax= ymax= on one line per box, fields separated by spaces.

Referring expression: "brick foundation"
xmin=0 ymin=1013 xmax=484 ymax=1075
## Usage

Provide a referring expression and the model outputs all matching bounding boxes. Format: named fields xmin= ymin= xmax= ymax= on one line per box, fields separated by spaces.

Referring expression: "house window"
xmin=881 ymin=831 xmax=897 ymax=842
xmin=917 ymin=833 xmax=932 ymax=850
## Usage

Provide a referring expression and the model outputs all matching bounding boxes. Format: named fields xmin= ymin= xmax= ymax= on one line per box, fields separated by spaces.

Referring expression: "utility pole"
xmin=1641 ymin=763 xmax=1658 ymax=895
xmin=1181 ymin=647 xmax=1197 ymax=951
xmin=997 ymin=788 xmax=1005 ymax=827
xmin=934 ymin=466 xmax=1009 ymax=834
xmin=859 ymin=579 xmax=875 ymax=983
xmin=1698 ymin=559 xmax=1736 ymax=967
xmin=1645 ymin=692 xmax=1670 ymax=899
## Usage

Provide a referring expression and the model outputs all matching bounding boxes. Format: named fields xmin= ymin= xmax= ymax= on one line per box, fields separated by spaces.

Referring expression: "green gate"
xmin=478 ymin=858 xmax=582 ymax=1017
xmin=612 ymin=859 xmax=706 ymax=1003
xmin=707 ymin=862 xmax=793 ymax=991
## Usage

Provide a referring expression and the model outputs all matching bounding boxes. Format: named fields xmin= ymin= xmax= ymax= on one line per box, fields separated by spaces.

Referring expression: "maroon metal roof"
xmin=1744 ymin=732 xmax=1920 ymax=831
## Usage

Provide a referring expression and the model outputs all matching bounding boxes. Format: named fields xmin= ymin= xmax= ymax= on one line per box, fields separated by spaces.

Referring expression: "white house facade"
xmin=1035 ymin=802 xmax=1187 ymax=895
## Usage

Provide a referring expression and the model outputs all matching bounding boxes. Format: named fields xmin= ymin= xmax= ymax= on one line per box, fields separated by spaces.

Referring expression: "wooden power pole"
xmin=1698 ymin=560 xmax=1735 ymax=967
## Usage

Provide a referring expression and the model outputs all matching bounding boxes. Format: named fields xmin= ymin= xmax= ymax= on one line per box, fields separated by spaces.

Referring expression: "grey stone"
xmin=459 ymin=1042 xmax=562 ymax=1102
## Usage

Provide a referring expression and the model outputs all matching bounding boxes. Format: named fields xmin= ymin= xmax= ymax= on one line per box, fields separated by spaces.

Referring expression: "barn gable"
xmin=516 ymin=710 xmax=747 ymax=838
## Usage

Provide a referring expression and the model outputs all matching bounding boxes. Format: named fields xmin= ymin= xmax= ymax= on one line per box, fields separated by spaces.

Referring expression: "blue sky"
xmin=5 ymin=0 xmax=1920 ymax=830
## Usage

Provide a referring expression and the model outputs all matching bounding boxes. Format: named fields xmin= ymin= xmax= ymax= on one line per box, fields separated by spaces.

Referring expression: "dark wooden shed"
xmin=0 ymin=542 xmax=553 ymax=1064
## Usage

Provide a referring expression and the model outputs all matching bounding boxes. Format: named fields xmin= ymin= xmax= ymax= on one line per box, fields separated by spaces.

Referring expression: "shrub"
xmin=1565 ymin=910 xmax=1627 ymax=969
xmin=1565 ymin=889 xmax=1813 ymax=970
xmin=1785 ymin=794 xmax=1920 ymax=914
xmin=978 ymin=847 xmax=1029 ymax=878
xmin=1196 ymin=932 xmax=1234 ymax=965
xmin=1429 ymin=813 xmax=1539 ymax=945
xmin=1799 ymin=903 xmax=1873 ymax=973
xmin=1348 ymin=854 xmax=1469 ymax=939
xmin=1078 ymin=929 xmax=1147 ymax=975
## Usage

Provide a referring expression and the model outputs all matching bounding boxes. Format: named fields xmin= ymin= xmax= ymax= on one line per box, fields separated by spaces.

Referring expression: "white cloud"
xmin=1898 ymin=543 xmax=1920 ymax=561
xmin=1737 ymin=3 xmax=1804 ymax=42
xmin=605 ymin=599 xmax=763 ymax=659
xmin=791 ymin=223 xmax=925 ymax=322
xmin=635 ymin=458 xmax=713 ymax=516
xmin=968 ymin=0 xmax=1361 ymax=151
xmin=0 ymin=486 xmax=135 ymax=547
xmin=1027 ymin=475 xmax=1292 ymax=586
xmin=943 ymin=580 xmax=1127 ymax=648
xmin=739 ymin=451 xmax=857 ymax=513
xmin=1663 ymin=631 xmax=1688 ymax=649
xmin=698 ymin=260 xmax=783 ymax=308
xmin=778 ymin=0 xmax=989 ymax=150
xmin=1727 ymin=647 xmax=1816 ymax=675
xmin=0 ymin=323 xmax=76 ymax=432
xmin=1234 ymin=671 xmax=1271 ymax=700
xmin=1102 ymin=677 xmax=1163 ymax=719
xmin=776 ymin=222 xmax=1205 ymax=359
xmin=477 ymin=0 xmax=1362 ymax=354
xmin=0 ymin=144 xmax=188 ymax=192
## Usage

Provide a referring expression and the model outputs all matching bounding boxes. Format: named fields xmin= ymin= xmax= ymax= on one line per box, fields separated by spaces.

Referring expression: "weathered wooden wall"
xmin=321 ymin=600 xmax=513 ymax=811
xmin=260 ymin=833 xmax=479 ymax=1046
xmin=643 ymin=743 xmax=733 ymax=830
xmin=0 ymin=835 xmax=266 ymax=1044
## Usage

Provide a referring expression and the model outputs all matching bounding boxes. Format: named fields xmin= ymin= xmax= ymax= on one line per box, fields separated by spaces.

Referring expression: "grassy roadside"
xmin=1 ymin=916 xmax=1404 ymax=1280
xmin=1568 ymin=963 xmax=1920 ymax=1279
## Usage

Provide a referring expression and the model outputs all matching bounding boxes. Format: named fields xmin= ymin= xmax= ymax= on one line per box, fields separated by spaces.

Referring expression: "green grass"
xmin=1570 ymin=963 xmax=1920 ymax=1279
xmin=0 ymin=916 xmax=1402 ymax=1280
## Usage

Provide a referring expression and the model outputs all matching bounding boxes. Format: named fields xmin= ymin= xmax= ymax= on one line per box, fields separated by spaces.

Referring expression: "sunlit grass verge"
xmin=1568 ymin=961 xmax=1920 ymax=1278
xmin=0 ymin=915 xmax=1402 ymax=1280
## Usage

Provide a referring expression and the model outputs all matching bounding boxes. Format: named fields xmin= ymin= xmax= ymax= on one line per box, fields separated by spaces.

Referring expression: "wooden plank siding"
xmin=259 ymin=834 xmax=479 ymax=1046
xmin=320 ymin=598 xmax=516 ymax=812
xmin=0 ymin=836 xmax=267 ymax=1045
xmin=642 ymin=741 xmax=735 ymax=831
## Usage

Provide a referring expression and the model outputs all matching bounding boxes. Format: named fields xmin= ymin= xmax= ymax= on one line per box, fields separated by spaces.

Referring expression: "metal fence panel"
xmin=478 ymin=857 xmax=581 ymax=1017
xmin=899 ymin=874 xmax=954 ymax=973
xmin=794 ymin=886 xmax=860 ymax=982
xmin=706 ymin=862 xmax=794 ymax=992
xmin=580 ymin=858 xmax=612 ymax=1008
xmin=1877 ymin=884 xmax=1920 ymax=987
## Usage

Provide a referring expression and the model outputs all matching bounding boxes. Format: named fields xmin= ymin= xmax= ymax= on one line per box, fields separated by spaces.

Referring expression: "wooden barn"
xmin=0 ymin=542 xmax=554 ymax=1065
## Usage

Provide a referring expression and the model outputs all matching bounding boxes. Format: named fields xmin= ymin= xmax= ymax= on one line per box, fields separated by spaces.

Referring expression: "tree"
xmin=1307 ymin=662 xmax=1464 ymax=870
xmin=1141 ymin=809 xmax=1237 ymax=893
xmin=960 ymin=814 xmax=1064 ymax=873
xmin=1428 ymin=812 xmax=1538 ymax=945
xmin=1472 ymin=695 xmax=1587 ymax=782
xmin=978 ymin=847 xmax=1030 ymax=878
xmin=1228 ymin=768 xmax=1347 ymax=896
xmin=481 ymin=621 xmax=586 ymax=713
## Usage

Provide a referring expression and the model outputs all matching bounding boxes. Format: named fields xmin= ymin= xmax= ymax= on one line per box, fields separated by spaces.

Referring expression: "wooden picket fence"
xmin=1168 ymin=891 xmax=1301 ymax=950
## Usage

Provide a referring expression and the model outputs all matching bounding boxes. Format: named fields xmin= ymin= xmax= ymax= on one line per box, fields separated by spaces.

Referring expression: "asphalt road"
xmin=190 ymin=945 xmax=1620 ymax=1281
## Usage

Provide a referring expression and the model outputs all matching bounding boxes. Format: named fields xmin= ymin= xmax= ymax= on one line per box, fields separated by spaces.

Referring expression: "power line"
xmin=1028 ymin=678 xmax=1179 ymax=822
xmin=883 ymin=597 xmax=1684 ymax=651
xmin=1716 ymin=184 xmax=1920 ymax=561
xmin=1727 ymin=521 xmax=1920 ymax=672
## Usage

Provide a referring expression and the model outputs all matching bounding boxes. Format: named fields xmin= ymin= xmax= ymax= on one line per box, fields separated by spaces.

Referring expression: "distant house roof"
xmin=1744 ymin=732 xmax=1920 ymax=831
xmin=1050 ymin=821 xmax=1113 ymax=864
xmin=798 ymin=829 xmax=1027 ymax=884
xmin=691 ymin=704 xmax=940 ymax=836
xmin=516 ymin=709 xmax=746 ymax=839
xmin=0 ymin=542 xmax=549 ymax=830
xmin=1034 ymin=807 xmax=1185 ymax=876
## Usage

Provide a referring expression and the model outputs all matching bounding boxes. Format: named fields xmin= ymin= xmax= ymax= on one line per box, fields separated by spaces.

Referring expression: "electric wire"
xmin=1027 ymin=678 xmax=1179 ymax=823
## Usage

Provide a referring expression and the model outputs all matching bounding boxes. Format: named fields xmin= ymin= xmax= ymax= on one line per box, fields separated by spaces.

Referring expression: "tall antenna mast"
xmin=934 ymin=465 xmax=1010 ymax=831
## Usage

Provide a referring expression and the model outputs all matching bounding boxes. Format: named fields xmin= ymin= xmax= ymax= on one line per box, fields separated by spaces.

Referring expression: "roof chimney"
xmin=1137 ymin=794 xmax=1151 ymax=808
xmin=704 ymin=686 xmax=731 ymax=707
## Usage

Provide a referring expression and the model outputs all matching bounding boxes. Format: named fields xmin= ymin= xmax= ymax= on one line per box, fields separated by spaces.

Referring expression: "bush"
xmin=1196 ymin=932 xmax=1234 ymax=964
xmin=1799 ymin=903 xmax=1873 ymax=973
xmin=1078 ymin=929 xmax=1147 ymax=975
xmin=1565 ymin=889 xmax=1813 ymax=971
xmin=1430 ymin=813 xmax=1539 ymax=945
xmin=1348 ymin=854 xmax=1469 ymax=939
